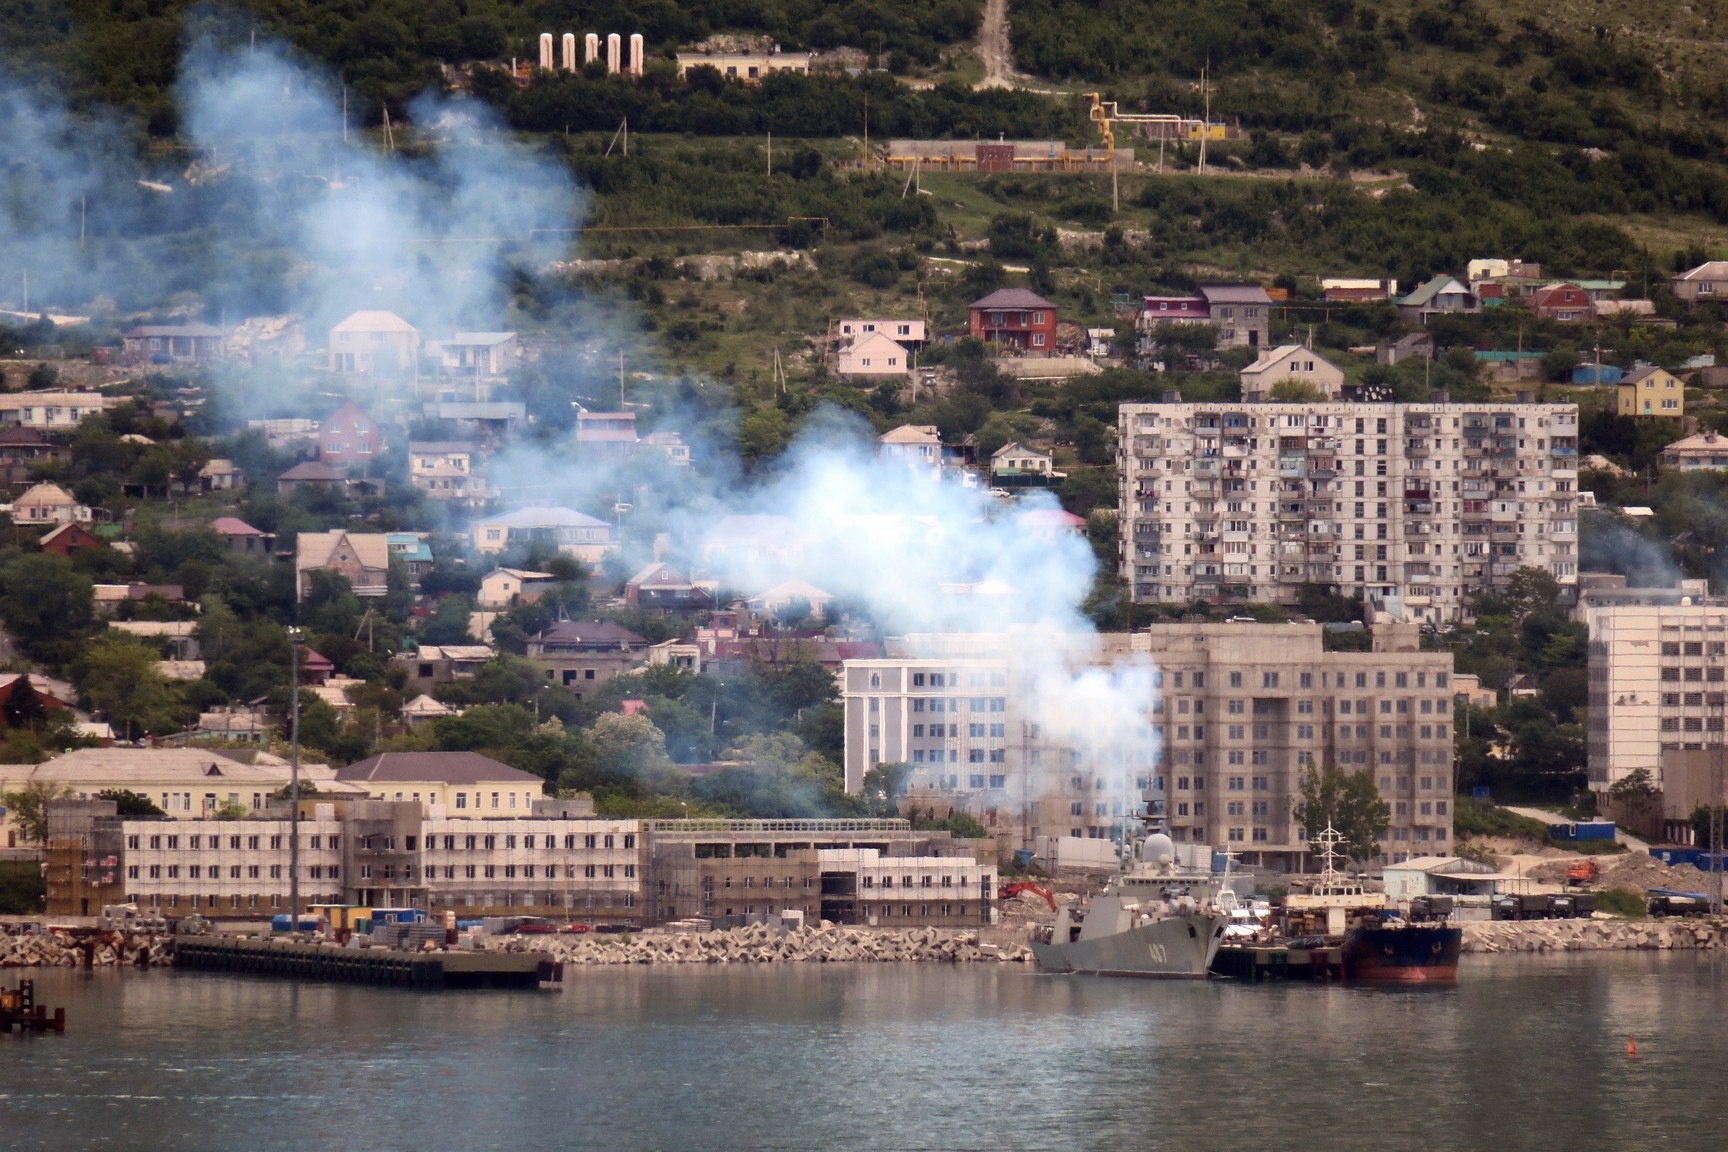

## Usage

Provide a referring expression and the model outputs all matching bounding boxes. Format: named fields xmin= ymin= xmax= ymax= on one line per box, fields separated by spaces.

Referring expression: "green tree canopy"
xmin=1292 ymin=763 xmax=1391 ymax=866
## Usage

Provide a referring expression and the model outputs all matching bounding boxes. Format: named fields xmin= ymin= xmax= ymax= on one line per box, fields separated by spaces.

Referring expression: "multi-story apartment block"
xmin=123 ymin=815 xmax=347 ymax=916
xmin=842 ymin=622 xmax=1456 ymax=867
xmin=1118 ymin=401 xmax=1580 ymax=622
xmin=1586 ymin=604 xmax=1728 ymax=797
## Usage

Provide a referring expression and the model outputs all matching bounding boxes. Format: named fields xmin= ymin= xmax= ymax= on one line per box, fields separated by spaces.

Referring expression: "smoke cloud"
xmin=3 ymin=33 xmax=1160 ymax=821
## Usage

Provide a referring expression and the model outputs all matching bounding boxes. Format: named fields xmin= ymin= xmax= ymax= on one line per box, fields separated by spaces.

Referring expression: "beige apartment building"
xmin=1585 ymin=604 xmax=1728 ymax=803
xmin=843 ymin=622 xmax=1456 ymax=867
xmin=1118 ymin=401 xmax=1580 ymax=623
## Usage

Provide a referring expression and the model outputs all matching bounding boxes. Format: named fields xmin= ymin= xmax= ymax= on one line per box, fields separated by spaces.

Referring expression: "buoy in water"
xmin=1627 ymin=1035 xmax=1637 ymax=1059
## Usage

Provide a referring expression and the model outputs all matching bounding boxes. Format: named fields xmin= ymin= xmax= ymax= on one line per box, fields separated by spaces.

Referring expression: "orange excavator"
xmin=998 ymin=881 xmax=1057 ymax=912
xmin=1565 ymin=859 xmax=1599 ymax=887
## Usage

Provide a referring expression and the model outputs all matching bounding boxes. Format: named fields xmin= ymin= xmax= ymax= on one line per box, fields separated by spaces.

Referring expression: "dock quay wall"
xmin=1463 ymin=919 xmax=1728 ymax=953
xmin=486 ymin=924 xmax=1036 ymax=965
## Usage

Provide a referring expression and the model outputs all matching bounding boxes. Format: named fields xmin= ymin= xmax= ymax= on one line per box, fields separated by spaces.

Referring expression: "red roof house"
xmin=1531 ymin=283 xmax=1595 ymax=323
xmin=317 ymin=401 xmax=384 ymax=467
xmin=968 ymin=289 xmax=1058 ymax=356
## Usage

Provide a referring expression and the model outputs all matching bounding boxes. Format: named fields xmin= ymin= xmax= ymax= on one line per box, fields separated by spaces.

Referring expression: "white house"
xmin=747 ymin=579 xmax=835 ymax=620
xmin=0 ymin=392 xmax=117 ymax=430
xmin=990 ymin=441 xmax=1054 ymax=479
xmin=837 ymin=318 xmax=926 ymax=347
xmin=1238 ymin=345 xmax=1345 ymax=402
xmin=837 ymin=332 xmax=911 ymax=379
xmin=471 ymin=507 xmax=615 ymax=562
xmin=11 ymin=482 xmax=88 ymax=525
xmin=329 ymin=311 xmax=420 ymax=376
xmin=431 ymin=332 xmax=519 ymax=376
xmin=879 ymin=425 xmax=943 ymax=478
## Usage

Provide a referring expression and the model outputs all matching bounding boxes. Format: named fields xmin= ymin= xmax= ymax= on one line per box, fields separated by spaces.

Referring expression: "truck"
xmin=99 ymin=904 xmax=168 ymax=933
xmin=1647 ymin=890 xmax=1714 ymax=918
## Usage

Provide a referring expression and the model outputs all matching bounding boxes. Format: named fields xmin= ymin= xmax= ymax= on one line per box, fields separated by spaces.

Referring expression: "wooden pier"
xmin=1 ymin=980 xmax=66 ymax=1033
xmin=173 ymin=937 xmax=560 ymax=991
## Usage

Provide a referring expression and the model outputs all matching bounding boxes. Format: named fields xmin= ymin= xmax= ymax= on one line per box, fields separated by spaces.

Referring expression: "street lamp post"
xmin=288 ymin=627 xmax=303 ymax=932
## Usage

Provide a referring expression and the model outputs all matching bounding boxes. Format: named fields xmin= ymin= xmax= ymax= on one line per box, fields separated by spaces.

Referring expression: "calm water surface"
xmin=1 ymin=954 xmax=1722 ymax=1150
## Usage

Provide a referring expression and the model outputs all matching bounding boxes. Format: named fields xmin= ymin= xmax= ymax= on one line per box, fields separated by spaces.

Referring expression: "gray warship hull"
xmin=1030 ymin=913 xmax=1229 ymax=979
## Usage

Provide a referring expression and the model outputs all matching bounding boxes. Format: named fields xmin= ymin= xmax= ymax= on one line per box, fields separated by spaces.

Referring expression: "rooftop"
xmin=336 ymin=751 xmax=541 ymax=786
xmin=970 ymin=288 xmax=1056 ymax=311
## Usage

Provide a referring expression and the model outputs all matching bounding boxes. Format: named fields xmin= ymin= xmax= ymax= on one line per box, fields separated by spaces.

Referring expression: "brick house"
xmin=317 ymin=401 xmax=384 ymax=467
xmin=1197 ymin=284 xmax=1273 ymax=348
xmin=1531 ymin=283 xmax=1595 ymax=323
xmin=968 ymin=289 xmax=1058 ymax=355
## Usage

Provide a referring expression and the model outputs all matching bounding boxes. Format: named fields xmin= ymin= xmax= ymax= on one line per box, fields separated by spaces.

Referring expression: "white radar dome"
xmin=1141 ymin=832 xmax=1175 ymax=865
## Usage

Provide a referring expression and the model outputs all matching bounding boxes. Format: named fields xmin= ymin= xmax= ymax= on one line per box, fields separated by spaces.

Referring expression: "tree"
xmin=1268 ymin=378 xmax=1325 ymax=402
xmin=1608 ymin=768 xmax=1660 ymax=831
xmin=420 ymin=594 xmax=476 ymax=645
xmin=0 ymin=553 xmax=94 ymax=659
xmin=72 ymin=637 xmax=181 ymax=740
xmin=2 ymin=781 xmax=72 ymax=844
xmin=211 ymin=798 xmax=252 ymax=820
xmin=589 ymin=712 xmax=672 ymax=780
xmin=860 ymin=762 xmax=910 ymax=816
xmin=1292 ymin=763 xmax=1391 ymax=866
xmin=96 ymin=789 xmax=166 ymax=817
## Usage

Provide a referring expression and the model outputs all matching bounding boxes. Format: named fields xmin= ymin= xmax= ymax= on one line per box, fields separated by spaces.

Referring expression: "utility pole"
xmin=288 ymin=628 xmax=303 ymax=932
xmin=766 ymin=131 xmax=771 ymax=177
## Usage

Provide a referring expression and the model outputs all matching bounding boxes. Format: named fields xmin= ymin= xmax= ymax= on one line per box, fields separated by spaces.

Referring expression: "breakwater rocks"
xmin=1463 ymin=918 xmax=1727 ymax=954
xmin=0 ymin=930 xmax=172 ymax=968
xmin=489 ymin=924 xmax=1036 ymax=966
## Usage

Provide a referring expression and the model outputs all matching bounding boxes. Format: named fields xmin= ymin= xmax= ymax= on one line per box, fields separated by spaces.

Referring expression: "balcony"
xmin=1222 ymin=571 xmax=1253 ymax=585
xmin=1308 ymin=458 xmax=1337 ymax=478
xmin=1405 ymin=440 xmax=1431 ymax=457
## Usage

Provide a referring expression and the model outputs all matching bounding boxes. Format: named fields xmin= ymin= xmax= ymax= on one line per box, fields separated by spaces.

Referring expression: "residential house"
xmin=335 ymin=751 xmax=545 ymax=815
xmin=525 ymin=620 xmax=650 ymax=692
xmin=329 ymin=311 xmax=420 ymax=376
xmin=423 ymin=400 xmax=527 ymax=435
xmin=208 ymin=516 xmax=274 ymax=556
xmin=879 ymin=424 xmax=944 ymax=479
xmin=0 ymin=392 xmax=116 ymax=430
xmin=317 ymin=401 xmax=384 ymax=467
xmin=400 ymin=695 xmax=456 ymax=727
xmin=990 ymin=441 xmax=1054 ymax=482
xmin=1015 ymin=508 xmax=1086 ymax=541
xmin=191 ymin=710 xmax=273 ymax=743
xmin=472 ymin=507 xmax=616 ymax=561
xmin=393 ymin=644 xmax=494 ymax=697
xmin=1618 ymin=366 xmax=1684 ymax=418
xmin=388 ymin=533 xmax=434 ymax=578
xmin=746 ymin=580 xmax=834 ymax=621
xmin=298 ymin=649 xmax=336 ymax=685
xmin=478 ymin=567 xmax=557 ymax=609
xmin=1657 ymin=431 xmax=1728 ymax=471
xmin=1320 ymin=278 xmax=1397 ymax=303
xmin=1573 ymin=279 xmax=1627 ymax=303
xmin=277 ymin=459 xmax=350 ymax=498
xmin=1238 ymin=345 xmax=1345 ymax=402
xmin=575 ymin=410 xmax=639 ymax=460
xmin=968 ymin=289 xmax=1058 ymax=355
xmin=1595 ymin=299 xmax=1658 ymax=322
xmin=1397 ymin=277 xmax=1478 ymax=325
xmin=409 ymin=441 xmax=487 ymax=505
xmin=92 ymin=584 xmax=185 ymax=618
xmin=0 ymin=427 xmax=69 ymax=487
xmin=1376 ymin=332 xmax=1434 ymax=365
xmin=197 ymin=458 xmax=244 ymax=492
xmin=38 ymin=522 xmax=103 ymax=556
xmin=1531 ymin=283 xmax=1595 ymax=323
xmin=837 ymin=319 xmax=926 ymax=348
xmin=1671 ymin=261 xmax=1728 ymax=306
xmin=12 ymin=482 xmax=85 ymax=525
xmin=295 ymin=531 xmax=392 ymax=600
xmin=836 ymin=331 xmax=912 ymax=378
xmin=431 ymin=332 xmax=519 ymax=377
xmin=641 ymin=431 xmax=691 ymax=467
xmin=624 ymin=563 xmax=714 ymax=612
xmin=121 ymin=324 xmax=226 ymax=365
xmin=1197 ymin=284 xmax=1273 ymax=348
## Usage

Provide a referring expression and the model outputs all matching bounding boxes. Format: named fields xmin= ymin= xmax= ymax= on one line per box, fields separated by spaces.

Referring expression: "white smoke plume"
xmin=2 ymin=34 xmax=1160 ymax=820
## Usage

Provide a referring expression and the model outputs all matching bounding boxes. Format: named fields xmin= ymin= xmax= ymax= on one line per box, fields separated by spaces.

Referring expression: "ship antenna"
xmin=1311 ymin=824 xmax=1345 ymax=884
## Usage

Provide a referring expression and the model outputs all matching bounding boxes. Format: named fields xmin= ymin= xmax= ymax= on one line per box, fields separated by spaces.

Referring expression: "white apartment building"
xmin=1118 ymin=401 xmax=1580 ymax=623
xmin=843 ymin=623 xmax=1456 ymax=866
xmin=420 ymin=817 xmax=642 ymax=915
xmin=1585 ymin=604 xmax=1728 ymax=795
xmin=123 ymin=817 xmax=345 ymax=914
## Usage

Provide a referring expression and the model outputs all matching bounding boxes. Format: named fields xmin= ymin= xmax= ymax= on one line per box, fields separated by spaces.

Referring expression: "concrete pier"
xmin=173 ymin=937 xmax=559 ymax=990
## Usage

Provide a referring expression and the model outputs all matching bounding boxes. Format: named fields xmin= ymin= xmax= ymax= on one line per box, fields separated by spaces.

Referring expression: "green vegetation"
xmin=1292 ymin=762 xmax=1390 ymax=864
xmin=1451 ymin=798 xmax=1553 ymax=842
xmin=1594 ymin=888 xmax=1648 ymax=918
xmin=0 ymin=860 xmax=45 ymax=915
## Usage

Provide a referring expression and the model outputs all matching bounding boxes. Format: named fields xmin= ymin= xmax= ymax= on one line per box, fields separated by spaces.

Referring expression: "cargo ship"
xmin=1341 ymin=914 xmax=1462 ymax=983
xmin=1217 ymin=826 xmax=1462 ymax=984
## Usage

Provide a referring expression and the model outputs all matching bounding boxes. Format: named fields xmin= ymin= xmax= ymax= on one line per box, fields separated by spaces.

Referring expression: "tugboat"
xmin=1029 ymin=814 xmax=1233 ymax=979
xmin=1295 ymin=827 xmax=1462 ymax=984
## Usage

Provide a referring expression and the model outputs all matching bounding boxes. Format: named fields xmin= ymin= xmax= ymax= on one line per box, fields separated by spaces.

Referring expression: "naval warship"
xmin=1029 ymin=828 xmax=1233 ymax=979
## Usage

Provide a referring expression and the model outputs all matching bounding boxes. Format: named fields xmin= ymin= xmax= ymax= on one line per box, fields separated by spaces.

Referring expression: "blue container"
xmin=1551 ymin=820 xmax=1616 ymax=841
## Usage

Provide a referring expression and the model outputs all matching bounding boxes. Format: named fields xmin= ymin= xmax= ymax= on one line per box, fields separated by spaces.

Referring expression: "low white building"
xmin=990 ymin=441 xmax=1054 ymax=480
xmin=329 ymin=311 xmax=420 ymax=376
xmin=0 ymin=392 xmax=116 ymax=429
xmin=819 ymin=848 xmax=996 ymax=927
xmin=838 ymin=319 xmax=926 ymax=347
